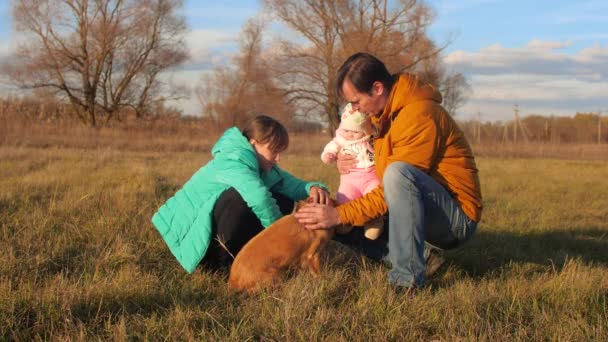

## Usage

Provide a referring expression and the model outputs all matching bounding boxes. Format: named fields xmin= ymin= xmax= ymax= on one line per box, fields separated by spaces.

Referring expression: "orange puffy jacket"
xmin=336 ymin=74 xmax=482 ymax=226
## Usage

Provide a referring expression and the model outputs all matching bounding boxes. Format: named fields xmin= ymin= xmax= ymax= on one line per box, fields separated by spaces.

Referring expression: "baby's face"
xmin=341 ymin=129 xmax=366 ymax=140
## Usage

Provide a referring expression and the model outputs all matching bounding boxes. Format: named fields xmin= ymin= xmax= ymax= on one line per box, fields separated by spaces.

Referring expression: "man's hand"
xmin=308 ymin=186 xmax=330 ymax=205
xmin=294 ymin=203 xmax=341 ymax=230
xmin=336 ymin=153 xmax=357 ymax=174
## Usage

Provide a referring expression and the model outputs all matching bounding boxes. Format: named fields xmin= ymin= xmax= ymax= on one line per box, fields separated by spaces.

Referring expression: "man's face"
xmin=341 ymin=79 xmax=386 ymax=117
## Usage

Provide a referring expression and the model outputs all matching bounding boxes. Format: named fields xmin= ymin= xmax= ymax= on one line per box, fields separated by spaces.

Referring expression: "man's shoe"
xmin=425 ymin=248 xmax=446 ymax=278
xmin=363 ymin=216 xmax=384 ymax=240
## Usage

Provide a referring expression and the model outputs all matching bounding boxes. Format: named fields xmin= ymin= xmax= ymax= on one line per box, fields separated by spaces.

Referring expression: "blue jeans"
xmin=334 ymin=162 xmax=477 ymax=288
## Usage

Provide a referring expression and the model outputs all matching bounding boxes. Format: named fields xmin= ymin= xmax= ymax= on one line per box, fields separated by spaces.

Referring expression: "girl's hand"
xmin=336 ymin=153 xmax=357 ymax=174
xmin=294 ymin=203 xmax=341 ymax=230
xmin=308 ymin=186 xmax=330 ymax=205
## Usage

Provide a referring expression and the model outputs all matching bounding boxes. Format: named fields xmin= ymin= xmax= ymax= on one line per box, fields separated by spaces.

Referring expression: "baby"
xmin=321 ymin=103 xmax=383 ymax=240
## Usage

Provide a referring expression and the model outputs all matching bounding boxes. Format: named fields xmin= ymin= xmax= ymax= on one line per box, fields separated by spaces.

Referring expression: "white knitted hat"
xmin=339 ymin=103 xmax=372 ymax=134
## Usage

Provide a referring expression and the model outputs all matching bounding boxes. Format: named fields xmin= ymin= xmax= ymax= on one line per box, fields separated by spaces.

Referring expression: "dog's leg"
xmin=304 ymin=236 xmax=331 ymax=276
xmin=307 ymin=252 xmax=322 ymax=276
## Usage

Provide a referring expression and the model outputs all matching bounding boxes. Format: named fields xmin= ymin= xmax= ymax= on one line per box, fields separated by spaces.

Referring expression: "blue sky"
xmin=1 ymin=0 xmax=607 ymax=121
xmin=430 ymin=0 xmax=608 ymax=52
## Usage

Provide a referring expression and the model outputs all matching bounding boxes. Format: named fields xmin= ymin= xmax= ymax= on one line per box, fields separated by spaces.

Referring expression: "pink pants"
xmin=337 ymin=169 xmax=380 ymax=204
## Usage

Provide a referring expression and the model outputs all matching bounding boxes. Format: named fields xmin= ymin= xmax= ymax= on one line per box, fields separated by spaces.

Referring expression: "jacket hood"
xmin=376 ymin=74 xmax=443 ymax=124
xmin=211 ymin=127 xmax=259 ymax=170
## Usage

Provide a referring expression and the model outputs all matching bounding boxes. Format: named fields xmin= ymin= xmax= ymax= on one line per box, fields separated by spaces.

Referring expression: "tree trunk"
xmin=88 ymin=107 xmax=97 ymax=127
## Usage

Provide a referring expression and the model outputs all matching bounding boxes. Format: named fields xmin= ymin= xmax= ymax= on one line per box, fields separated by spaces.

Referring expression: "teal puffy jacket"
xmin=152 ymin=127 xmax=327 ymax=273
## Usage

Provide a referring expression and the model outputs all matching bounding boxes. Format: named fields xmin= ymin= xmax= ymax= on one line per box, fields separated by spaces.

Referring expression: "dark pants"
xmin=333 ymin=218 xmax=390 ymax=262
xmin=201 ymin=187 xmax=294 ymax=270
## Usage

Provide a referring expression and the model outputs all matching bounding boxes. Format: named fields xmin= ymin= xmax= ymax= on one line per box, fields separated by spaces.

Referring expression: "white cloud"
xmin=471 ymin=74 xmax=608 ymax=101
xmin=446 ymin=39 xmax=608 ymax=77
xmin=526 ymin=39 xmax=572 ymax=50
xmin=576 ymin=43 xmax=608 ymax=62
xmin=445 ymin=40 xmax=608 ymax=121
xmin=184 ymin=29 xmax=239 ymax=66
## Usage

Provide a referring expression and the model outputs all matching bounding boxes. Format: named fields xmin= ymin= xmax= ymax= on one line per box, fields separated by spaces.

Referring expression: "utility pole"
xmin=513 ymin=104 xmax=530 ymax=143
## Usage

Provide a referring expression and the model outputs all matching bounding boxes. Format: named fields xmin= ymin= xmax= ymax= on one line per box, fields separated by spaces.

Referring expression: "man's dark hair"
xmin=336 ymin=53 xmax=394 ymax=98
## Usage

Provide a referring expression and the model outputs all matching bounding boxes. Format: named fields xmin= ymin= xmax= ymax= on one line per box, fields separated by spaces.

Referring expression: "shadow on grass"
xmin=326 ymin=225 xmax=608 ymax=291
xmin=70 ymin=287 xmax=199 ymax=322
xmin=37 ymin=244 xmax=87 ymax=278
xmin=4 ymin=280 xmax=230 ymax=339
xmin=449 ymin=226 xmax=608 ymax=278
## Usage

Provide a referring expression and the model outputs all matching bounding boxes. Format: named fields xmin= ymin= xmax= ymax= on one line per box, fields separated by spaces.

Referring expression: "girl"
xmin=152 ymin=115 xmax=329 ymax=273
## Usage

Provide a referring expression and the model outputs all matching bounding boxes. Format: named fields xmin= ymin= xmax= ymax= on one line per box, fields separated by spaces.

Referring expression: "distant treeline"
xmin=0 ymin=96 xmax=325 ymax=135
xmin=1 ymin=96 xmax=606 ymax=144
xmin=459 ymin=113 xmax=607 ymax=145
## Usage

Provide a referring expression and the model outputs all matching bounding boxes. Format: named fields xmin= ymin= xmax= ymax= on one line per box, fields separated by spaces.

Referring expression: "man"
xmin=295 ymin=52 xmax=482 ymax=291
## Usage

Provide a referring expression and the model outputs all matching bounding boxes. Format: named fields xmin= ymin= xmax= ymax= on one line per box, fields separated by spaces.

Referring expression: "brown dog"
xmin=227 ymin=200 xmax=335 ymax=293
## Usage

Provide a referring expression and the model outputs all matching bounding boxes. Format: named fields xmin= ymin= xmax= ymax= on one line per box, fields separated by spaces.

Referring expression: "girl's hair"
xmin=336 ymin=52 xmax=394 ymax=98
xmin=241 ymin=115 xmax=289 ymax=152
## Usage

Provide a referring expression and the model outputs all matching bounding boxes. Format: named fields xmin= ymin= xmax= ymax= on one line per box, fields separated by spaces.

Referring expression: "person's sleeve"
xmin=388 ymin=107 xmax=443 ymax=173
xmin=321 ymin=140 xmax=340 ymax=164
xmin=336 ymin=186 xmax=387 ymax=226
xmin=273 ymin=168 xmax=328 ymax=201
xmin=215 ymin=161 xmax=282 ymax=228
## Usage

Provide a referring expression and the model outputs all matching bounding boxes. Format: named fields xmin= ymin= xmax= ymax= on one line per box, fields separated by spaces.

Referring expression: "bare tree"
xmin=196 ymin=19 xmax=293 ymax=132
xmin=441 ymin=72 xmax=471 ymax=116
xmin=2 ymin=0 xmax=188 ymax=126
xmin=263 ymin=0 xmax=443 ymax=131
xmin=405 ymin=36 xmax=471 ymax=116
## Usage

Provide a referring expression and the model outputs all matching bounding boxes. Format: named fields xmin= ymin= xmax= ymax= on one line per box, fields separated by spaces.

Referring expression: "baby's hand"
xmin=322 ymin=152 xmax=336 ymax=164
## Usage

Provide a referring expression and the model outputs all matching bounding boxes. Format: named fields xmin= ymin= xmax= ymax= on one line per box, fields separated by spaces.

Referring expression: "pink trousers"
xmin=337 ymin=169 xmax=380 ymax=204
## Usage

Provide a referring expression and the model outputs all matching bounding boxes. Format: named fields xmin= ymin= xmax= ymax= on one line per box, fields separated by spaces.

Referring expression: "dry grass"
xmin=471 ymin=142 xmax=608 ymax=160
xmin=1 ymin=129 xmax=607 ymax=340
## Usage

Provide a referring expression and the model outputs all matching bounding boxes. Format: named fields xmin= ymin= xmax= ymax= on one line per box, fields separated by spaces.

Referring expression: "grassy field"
xmin=1 ymin=144 xmax=607 ymax=340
